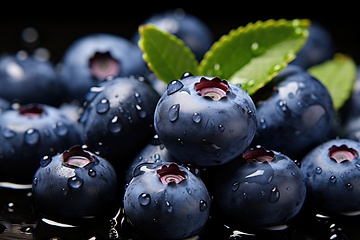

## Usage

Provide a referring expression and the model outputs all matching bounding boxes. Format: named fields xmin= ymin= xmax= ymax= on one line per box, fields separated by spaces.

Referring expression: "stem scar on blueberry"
xmin=89 ymin=52 xmax=120 ymax=80
xmin=19 ymin=103 xmax=45 ymax=118
xmin=329 ymin=144 xmax=358 ymax=163
xmin=62 ymin=145 xmax=93 ymax=168
xmin=157 ymin=163 xmax=186 ymax=184
xmin=242 ymin=145 xmax=275 ymax=163
xmin=195 ymin=76 xmax=229 ymax=100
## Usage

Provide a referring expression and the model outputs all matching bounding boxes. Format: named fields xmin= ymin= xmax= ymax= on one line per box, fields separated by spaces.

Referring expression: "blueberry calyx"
xmin=62 ymin=145 xmax=93 ymax=168
xmin=89 ymin=52 xmax=120 ymax=80
xmin=157 ymin=163 xmax=186 ymax=184
xmin=19 ymin=104 xmax=44 ymax=118
xmin=242 ymin=145 xmax=275 ymax=163
xmin=195 ymin=76 xmax=229 ymax=100
xmin=329 ymin=144 xmax=358 ymax=163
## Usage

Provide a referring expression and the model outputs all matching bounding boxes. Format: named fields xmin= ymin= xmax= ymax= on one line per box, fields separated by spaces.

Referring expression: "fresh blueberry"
xmin=123 ymin=161 xmax=211 ymax=239
xmin=289 ymin=21 xmax=336 ymax=69
xmin=79 ymin=75 xmax=160 ymax=166
xmin=0 ymin=53 xmax=65 ymax=106
xmin=214 ymin=145 xmax=307 ymax=230
xmin=300 ymin=138 xmax=360 ymax=216
xmin=0 ymin=103 xmax=83 ymax=183
xmin=32 ymin=145 xmax=119 ymax=224
xmin=133 ymin=8 xmax=214 ymax=61
xmin=125 ymin=134 xmax=178 ymax=183
xmin=252 ymin=64 xmax=335 ymax=160
xmin=154 ymin=73 xmax=258 ymax=167
xmin=58 ymin=33 xmax=147 ymax=103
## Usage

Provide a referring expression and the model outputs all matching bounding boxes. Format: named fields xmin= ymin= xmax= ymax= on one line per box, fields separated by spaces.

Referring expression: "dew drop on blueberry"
xmin=68 ymin=176 xmax=83 ymax=189
xmin=167 ymin=80 xmax=184 ymax=95
xmin=268 ymin=186 xmax=280 ymax=203
xmin=108 ymin=116 xmax=122 ymax=134
xmin=96 ymin=98 xmax=110 ymax=114
xmin=40 ymin=155 xmax=52 ymax=167
xmin=199 ymin=199 xmax=208 ymax=212
xmin=192 ymin=112 xmax=202 ymax=123
xmin=2 ymin=128 xmax=16 ymax=139
xmin=168 ymin=104 xmax=180 ymax=122
xmin=54 ymin=121 xmax=68 ymax=136
xmin=138 ymin=193 xmax=151 ymax=206
xmin=24 ymin=128 xmax=40 ymax=145
xmin=88 ymin=168 xmax=96 ymax=177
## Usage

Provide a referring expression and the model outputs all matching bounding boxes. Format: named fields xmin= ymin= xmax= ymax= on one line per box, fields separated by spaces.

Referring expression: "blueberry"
xmin=0 ymin=53 xmax=65 ymax=106
xmin=79 ymin=75 xmax=160 ymax=165
xmin=32 ymin=145 xmax=119 ymax=224
xmin=58 ymin=33 xmax=147 ymax=103
xmin=252 ymin=65 xmax=335 ymax=159
xmin=214 ymin=145 xmax=307 ymax=229
xmin=125 ymin=134 xmax=177 ymax=183
xmin=0 ymin=103 xmax=83 ymax=183
xmin=154 ymin=73 xmax=258 ymax=167
xmin=290 ymin=21 xmax=336 ymax=69
xmin=133 ymin=8 xmax=214 ymax=61
xmin=300 ymin=138 xmax=360 ymax=216
xmin=123 ymin=161 xmax=211 ymax=239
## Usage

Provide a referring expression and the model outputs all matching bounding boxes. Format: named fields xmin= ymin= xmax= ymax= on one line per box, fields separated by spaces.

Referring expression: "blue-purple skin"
xmin=0 ymin=54 xmax=65 ymax=106
xmin=253 ymin=65 xmax=335 ymax=160
xmin=214 ymin=145 xmax=307 ymax=229
xmin=0 ymin=103 xmax=83 ymax=184
xmin=79 ymin=76 xmax=160 ymax=164
xmin=123 ymin=161 xmax=211 ymax=240
xmin=58 ymin=33 xmax=147 ymax=103
xmin=154 ymin=73 xmax=258 ymax=167
xmin=133 ymin=9 xmax=214 ymax=62
xmin=300 ymin=138 xmax=360 ymax=216
xmin=32 ymin=145 xmax=118 ymax=223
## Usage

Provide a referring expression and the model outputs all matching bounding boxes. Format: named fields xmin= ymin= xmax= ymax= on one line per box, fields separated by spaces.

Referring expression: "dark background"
xmin=1 ymin=3 xmax=359 ymax=65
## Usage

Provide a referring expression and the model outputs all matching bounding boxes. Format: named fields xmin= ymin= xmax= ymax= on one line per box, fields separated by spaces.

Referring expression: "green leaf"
xmin=198 ymin=19 xmax=310 ymax=95
xmin=138 ymin=24 xmax=199 ymax=84
xmin=308 ymin=53 xmax=357 ymax=111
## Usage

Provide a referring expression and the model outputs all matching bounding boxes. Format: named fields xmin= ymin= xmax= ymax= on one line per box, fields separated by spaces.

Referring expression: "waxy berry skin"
xmin=123 ymin=161 xmax=211 ymax=240
xmin=32 ymin=145 xmax=118 ymax=223
xmin=79 ymin=76 xmax=160 ymax=164
xmin=253 ymin=65 xmax=335 ymax=160
xmin=58 ymin=33 xmax=147 ymax=103
xmin=214 ymin=146 xmax=306 ymax=229
xmin=154 ymin=74 xmax=257 ymax=167
xmin=300 ymin=138 xmax=360 ymax=216
xmin=0 ymin=103 xmax=83 ymax=184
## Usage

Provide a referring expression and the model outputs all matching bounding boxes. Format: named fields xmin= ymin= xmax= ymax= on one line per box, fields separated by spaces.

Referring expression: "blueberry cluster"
xmin=1 ymin=8 xmax=360 ymax=240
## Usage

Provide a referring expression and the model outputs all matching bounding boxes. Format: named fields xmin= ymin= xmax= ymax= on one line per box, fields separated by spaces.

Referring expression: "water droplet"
xmin=167 ymin=80 xmax=184 ymax=95
xmin=88 ymin=168 xmax=96 ymax=177
xmin=186 ymin=188 xmax=192 ymax=195
xmin=138 ymin=193 xmax=151 ymax=206
xmin=68 ymin=176 xmax=83 ymax=189
xmin=315 ymin=167 xmax=322 ymax=174
xmin=108 ymin=116 xmax=122 ymax=134
xmin=218 ymin=124 xmax=225 ymax=132
xmin=192 ymin=112 xmax=202 ymax=123
xmin=19 ymin=226 xmax=35 ymax=234
xmin=232 ymin=182 xmax=239 ymax=192
xmin=165 ymin=201 xmax=173 ymax=213
xmin=96 ymin=98 xmax=110 ymax=114
xmin=278 ymin=100 xmax=291 ymax=116
xmin=2 ymin=128 xmax=15 ymax=138
xmin=346 ymin=183 xmax=353 ymax=190
xmin=168 ymin=104 xmax=180 ymax=122
xmin=134 ymin=92 xmax=142 ymax=104
xmin=199 ymin=199 xmax=208 ymax=212
xmin=32 ymin=177 xmax=38 ymax=185
xmin=177 ymin=138 xmax=184 ymax=146
xmin=329 ymin=175 xmax=337 ymax=183
xmin=135 ymin=104 xmax=147 ymax=118
xmin=54 ymin=121 xmax=68 ymax=136
xmin=259 ymin=118 xmax=267 ymax=129
xmin=268 ymin=187 xmax=280 ymax=203
xmin=24 ymin=128 xmax=40 ymax=145
xmin=40 ymin=155 xmax=52 ymax=167
xmin=7 ymin=202 xmax=15 ymax=212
